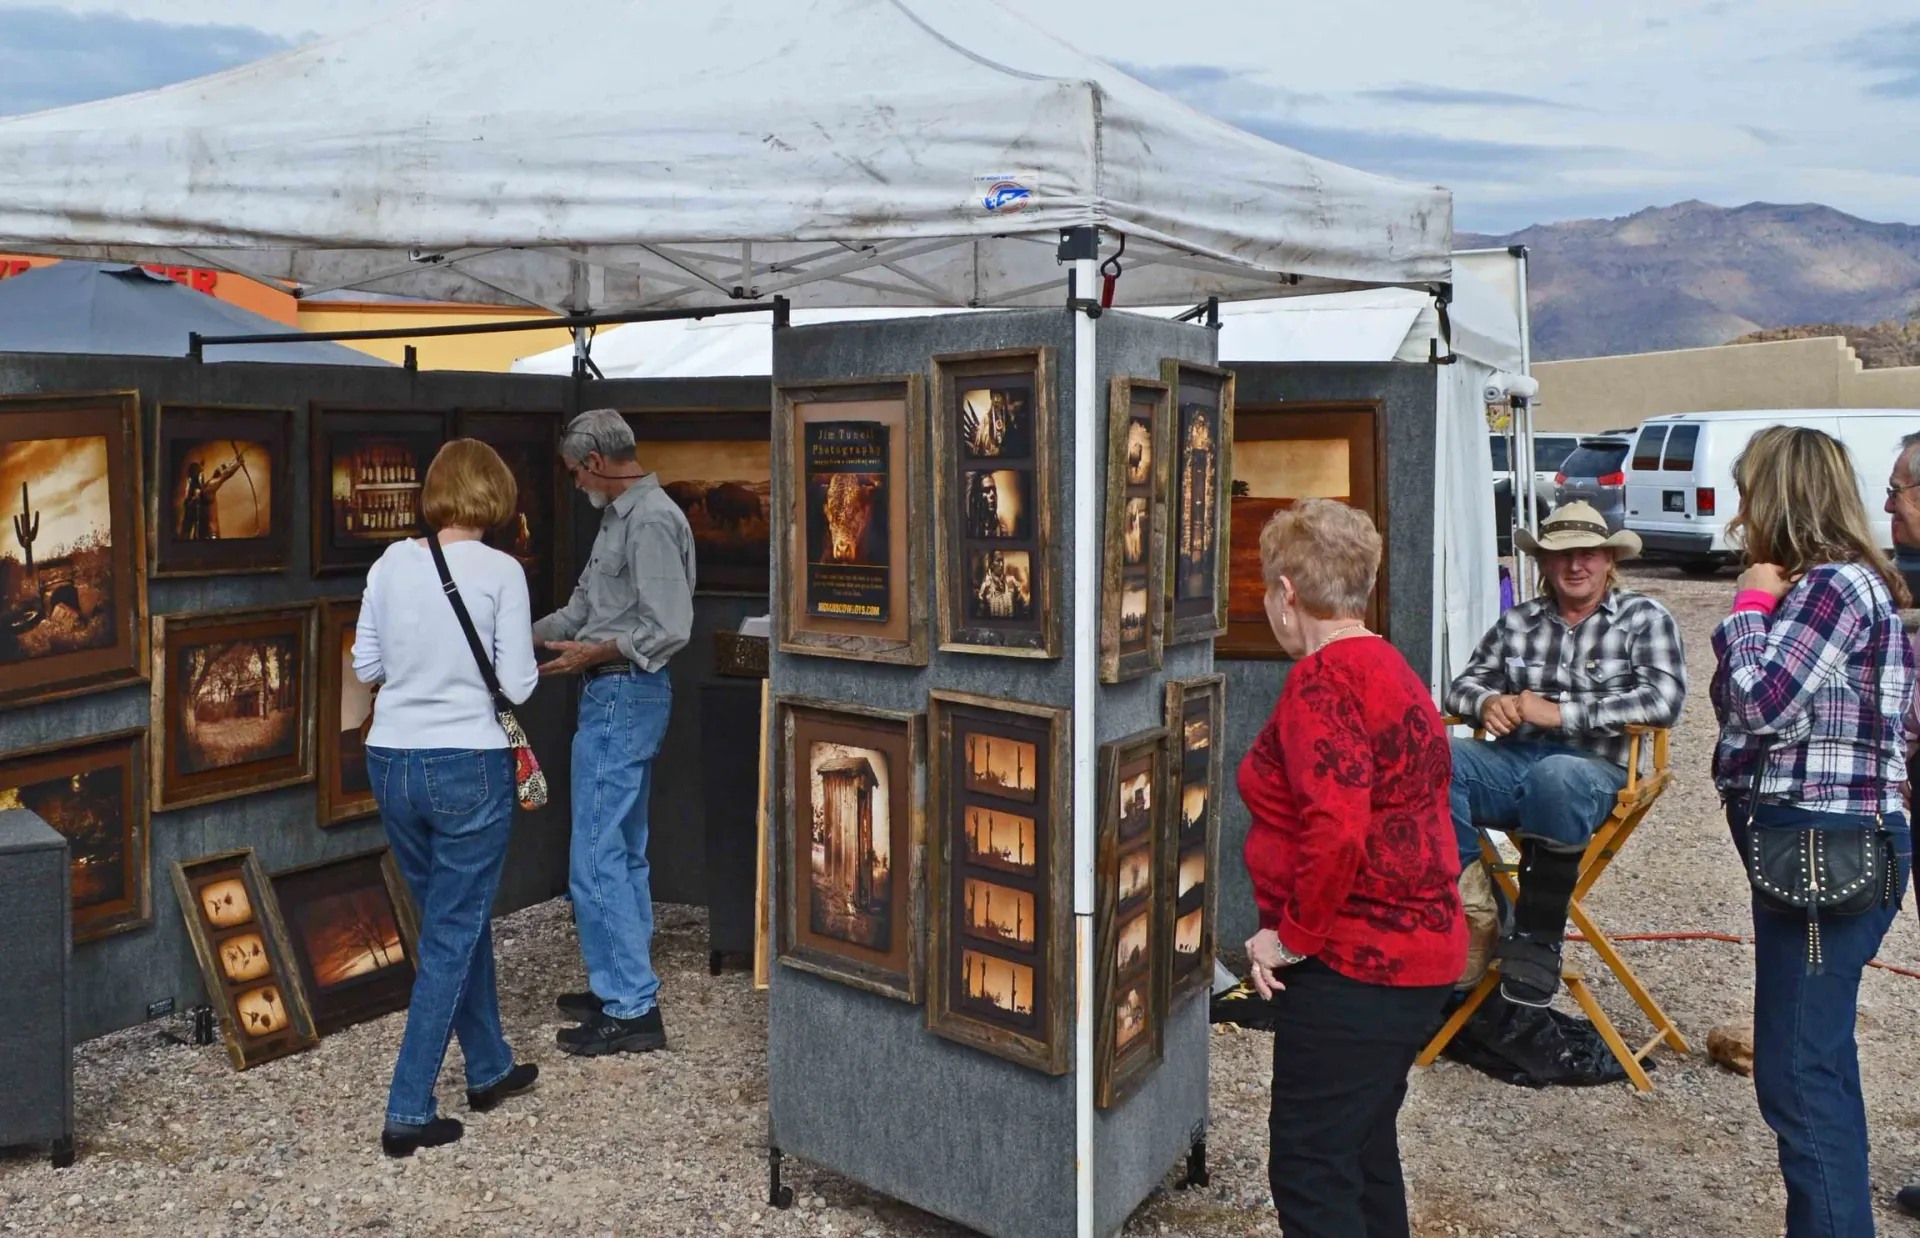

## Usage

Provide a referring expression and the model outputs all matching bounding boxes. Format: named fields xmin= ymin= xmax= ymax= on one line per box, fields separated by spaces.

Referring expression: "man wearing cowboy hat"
xmin=1443 ymin=501 xmax=1688 ymax=1006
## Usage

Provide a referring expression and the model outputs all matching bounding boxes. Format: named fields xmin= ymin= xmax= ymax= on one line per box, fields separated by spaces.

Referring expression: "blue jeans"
xmin=365 ymin=746 xmax=517 ymax=1127
xmin=570 ymin=668 xmax=672 ymax=1020
xmin=1728 ymin=800 xmax=1909 ymax=1238
xmin=1448 ymin=738 xmax=1628 ymax=867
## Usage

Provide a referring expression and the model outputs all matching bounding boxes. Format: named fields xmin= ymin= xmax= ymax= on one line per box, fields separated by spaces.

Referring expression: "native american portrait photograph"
xmin=170 ymin=440 xmax=271 ymax=543
xmin=965 ymin=548 xmax=1033 ymax=623
xmin=962 ymin=468 xmax=1030 ymax=540
xmin=957 ymin=384 xmax=1033 ymax=461
xmin=152 ymin=405 xmax=293 ymax=577
xmin=805 ymin=740 xmax=895 ymax=952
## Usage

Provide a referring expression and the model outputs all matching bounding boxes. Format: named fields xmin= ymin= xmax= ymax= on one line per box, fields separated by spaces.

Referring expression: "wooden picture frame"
xmin=626 ymin=410 xmax=772 ymax=596
xmin=271 ymin=848 xmax=421 ymax=1036
xmin=1161 ymin=361 xmax=1235 ymax=646
xmin=150 ymin=603 xmax=317 ymax=812
xmin=0 ymin=390 xmax=149 ymax=708
xmin=1100 ymin=376 xmax=1170 ymax=683
xmin=926 ymin=691 xmax=1072 ymax=1074
xmin=149 ymin=403 xmax=293 ymax=577
xmin=316 ymin=598 xmax=378 ymax=827
xmin=931 ymin=348 xmax=1060 ymax=658
xmin=309 ymin=407 xmax=448 ymax=577
xmin=775 ymin=696 xmax=925 ymax=1003
xmin=1097 ymin=725 xmax=1169 ymax=1108
xmin=172 ymin=848 xmax=318 ymax=1070
xmin=456 ymin=411 xmax=571 ymax=610
xmin=773 ymin=377 xmax=929 ymax=665
xmin=1220 ymin=402 xmax=1387 ymax=659
xmin=0 ymin=728 xmax=151 ymax=943
xmin=1165 ymin=675 xmax=1225 ymax=1004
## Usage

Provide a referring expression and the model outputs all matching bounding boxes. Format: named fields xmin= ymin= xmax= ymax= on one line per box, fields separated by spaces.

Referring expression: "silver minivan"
xmin=1552 ymin=435 xmax=1633 ymax=531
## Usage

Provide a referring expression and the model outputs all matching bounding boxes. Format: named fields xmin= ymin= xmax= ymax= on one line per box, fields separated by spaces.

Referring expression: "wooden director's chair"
xmin=1415 ymin=722 xmax=1688 ymax=1092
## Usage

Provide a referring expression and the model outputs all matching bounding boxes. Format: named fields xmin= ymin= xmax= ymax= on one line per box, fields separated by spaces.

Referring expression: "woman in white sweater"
xmin=353 ymin=438 xmax=541 ymax=1157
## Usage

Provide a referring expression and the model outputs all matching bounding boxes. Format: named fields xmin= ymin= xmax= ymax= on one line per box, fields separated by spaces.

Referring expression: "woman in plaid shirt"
xmin=1711 ymin=425 xmax=1914 ymax=1238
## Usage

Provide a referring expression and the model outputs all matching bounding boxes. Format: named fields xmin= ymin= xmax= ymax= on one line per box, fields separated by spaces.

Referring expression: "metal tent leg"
xmin=768 ymin=1145 xmax=794 ymax=1209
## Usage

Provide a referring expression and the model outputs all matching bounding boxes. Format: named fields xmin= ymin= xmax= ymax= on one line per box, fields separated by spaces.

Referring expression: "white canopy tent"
xmin=0 ymin=4 xmax=1452 ymax=1233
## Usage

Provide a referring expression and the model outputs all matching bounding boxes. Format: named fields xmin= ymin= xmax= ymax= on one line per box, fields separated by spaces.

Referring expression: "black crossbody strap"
xmin=424 ymin=534 xmax=508 ymax=710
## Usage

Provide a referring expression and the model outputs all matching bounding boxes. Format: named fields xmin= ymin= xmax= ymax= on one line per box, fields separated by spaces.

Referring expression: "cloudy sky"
xmin=1 ymin=0 xmax=1915 ymax=233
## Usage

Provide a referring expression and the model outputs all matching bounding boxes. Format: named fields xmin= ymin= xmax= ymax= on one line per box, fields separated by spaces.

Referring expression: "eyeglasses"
xmin=1888 ymin=481 xmax=1920 ymax=500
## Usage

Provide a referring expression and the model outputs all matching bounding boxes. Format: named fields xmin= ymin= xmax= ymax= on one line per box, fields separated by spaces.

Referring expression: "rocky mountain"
xmin=1459 ymin=201 xmax=1920 ymax=361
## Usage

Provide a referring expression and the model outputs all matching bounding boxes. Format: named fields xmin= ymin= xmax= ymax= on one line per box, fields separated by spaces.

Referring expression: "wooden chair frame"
xmin=1415 ymin=722 xmax=1688 ymax=1092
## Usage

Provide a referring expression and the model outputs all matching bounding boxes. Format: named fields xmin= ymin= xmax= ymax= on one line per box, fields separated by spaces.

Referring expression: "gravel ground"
xmin=5 ymin=564 xmax=1919 ymax=1237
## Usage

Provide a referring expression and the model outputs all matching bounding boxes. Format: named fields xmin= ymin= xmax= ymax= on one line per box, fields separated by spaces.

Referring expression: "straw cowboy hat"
xmin=1514 ymin=501 xmax=1642 ymax=559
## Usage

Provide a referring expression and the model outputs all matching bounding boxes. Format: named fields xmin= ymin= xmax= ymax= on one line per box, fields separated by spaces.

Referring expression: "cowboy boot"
xmin=1496 ymin=841 xmax=1582 ymax=1007
xmin=1455 ymin=859 xmax=1499 ymax=990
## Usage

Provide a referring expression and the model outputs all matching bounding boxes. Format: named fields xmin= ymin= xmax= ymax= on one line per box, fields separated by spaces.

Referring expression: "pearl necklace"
xmin=1308 ymin=623 xmax=1374 ymax=656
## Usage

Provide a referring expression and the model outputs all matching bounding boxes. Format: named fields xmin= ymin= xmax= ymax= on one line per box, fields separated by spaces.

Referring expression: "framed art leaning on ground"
xmin=272 ymin=848 xmax=420 ymax=1037
xmin=173 ymin=848 xmax=318 ymax=1071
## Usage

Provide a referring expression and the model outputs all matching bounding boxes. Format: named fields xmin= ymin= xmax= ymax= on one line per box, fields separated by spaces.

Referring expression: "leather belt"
xmin=586 ymin=661 xmax=637 ymax=678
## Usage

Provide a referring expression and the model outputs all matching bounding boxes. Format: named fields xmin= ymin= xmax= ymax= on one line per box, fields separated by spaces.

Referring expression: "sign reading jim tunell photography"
xmin=804 ymin=421 xmax=893 ymax=622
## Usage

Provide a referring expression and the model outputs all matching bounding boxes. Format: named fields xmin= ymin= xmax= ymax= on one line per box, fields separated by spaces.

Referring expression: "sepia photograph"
xmin=805 ymin=740 xmax=894 ymax=952
xmin=170 ymin=440 xmax=271 ymax=543
xmin=1181 ymin=782 xmax=1209 ymax=840
xmin=1175 ymin=908 xmax=1204 ymax=957
xmin=273 ymin=849 xmax=420 ymax=1037
xmin=1100 ymin=377 xmax=1168 ymax=686
xmin=1119 ymin=578 xmax=1149 ymax=647
xmin=965 ymin=548 xmax=1034 ymax=623
xmin=960 ymin=949 xmax=1035 ymax=1023
xmin=1228 ymin=436 xmax=1352 ymax=630
xmin=0 ymin=730 xmax=149 ymax=942
xmin=1174 ymin=400 xmax=1221 ymax=604
xmin=964 ymin=805 xmax=1037 ymax=876
xmin=1123 ymin=497 xmax=1147 ymax=566
xmin=1116 ymin=908 xmax=1150 ymax=975
xmin=1115 ymin=979 xmax=1149 ymax=1052
xmin=1165 ymin=676 xmax=1223 ymax=1002
xmin=198 ymin=876 xmax=254 ymax=929
xmin=318 ymin=600 xmax=378 ymax=826
xmin=1117 ymin=841 xmax=1153 ymax=908
xmin=311 ymin=410 xmax=446 ymax=576
xmin=152 ymin=405 xmax=293 ymax=577
xmin=1184 ymin=712 xmax=1211 ymax=760
xmin=962 ymin=468 xmax=1031 ymax=540
xmin=958 ymin=384 xmax=1034 ymax=461
xmin=779 ymin=701 xmax=922 ymax=1003
xmin=233 ymin=984 xmax=290 ymax=1039
xmin=1125 ymin=416 xmax=1153 ymax=486
xmin=1118 ymin=761 xmax=1153 ymax=841
xmin=1178 ymin=847 xmax=1207 ymax=903
xmin=0 ymin=434 xmax=116 ymax=666
xmin=963 ymin=878 xmax=1037 ymax=953
xmin=217 ymin=931 xmax=272 ymax=984
xmin=964 ymin=729 xmax=1037 ymax=802
xmin=170 ymin=629 xmax=302 ymax=778
xmin=295 ymin=886 xmax=409 ymax=989
xmin=646 ymin=436 xmax=771 ymax=595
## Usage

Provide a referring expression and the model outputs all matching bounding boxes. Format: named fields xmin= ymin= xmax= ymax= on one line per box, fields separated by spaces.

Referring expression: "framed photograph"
xmin=0 ymin=391 xmax=148 ymax=708
xmin=316 ymin=598 xmax=378 ymax=827
xmin=1101 ymin=376 xmax=1170 ymax=683
xmin=1222 ymin=404 xmax=1386 ymax=659
xmin=150 ymin=603 xmax=317 ymax=812
xmin=774 ymin=378 xmax=928 ymax=665
xmin=1161 ymin=361 xmax=1235 ymax=646
xmin=926 ymin=692 xmax=1071 ymax=1074
xmin=310 ymin=407 xmax=448 ymax=577
xmin=1097 ymin=726 xmax=1168 ymax=1108
xmin=149 ymin=404 xmax=293 ymax=577
xmin=456 ymin=411 xmax=570 ymax=609
xmin=0 ymin=729 xmax=150 ymax=944
xmin=931 ymin=349 xmax=1059 ymax=658
xmin=627 ymin=411 xmax=772 ymax=596
xmin=271 ymin=848 xmax=421 ymax=1036
xmin=172 ymin=849 xmax=318 ymax=1070
xmin=1165 ymin=675 xmax=1225 ymax=1003
xmin=776 ymin=697 xmax=925 ymax=1002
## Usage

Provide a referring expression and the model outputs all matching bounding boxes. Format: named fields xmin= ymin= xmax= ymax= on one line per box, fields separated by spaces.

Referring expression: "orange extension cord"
xmin=1567 ymin=930 xmax=1920 ymax=980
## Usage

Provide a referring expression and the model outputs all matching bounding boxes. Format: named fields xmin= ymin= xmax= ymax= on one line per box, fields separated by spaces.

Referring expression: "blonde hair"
xmin=422 ymin=438 xmax=518 ymax=532
xmin=1259 ymin=498 xmax=1381 ymax=619
xmin=1728 ymin=425 xmax=1909 ymax=605
xmin=1535 ymin=555 xmax=1621 ymax=604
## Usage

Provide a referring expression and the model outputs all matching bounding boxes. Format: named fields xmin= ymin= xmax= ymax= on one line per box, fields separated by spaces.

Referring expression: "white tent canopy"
xmin=0 ymin=0 xmax=1448 ymax=313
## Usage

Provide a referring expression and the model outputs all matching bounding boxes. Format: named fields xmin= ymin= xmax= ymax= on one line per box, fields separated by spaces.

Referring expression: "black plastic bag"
xmin=1434 ymin=990 xmax=1643 ymax=1088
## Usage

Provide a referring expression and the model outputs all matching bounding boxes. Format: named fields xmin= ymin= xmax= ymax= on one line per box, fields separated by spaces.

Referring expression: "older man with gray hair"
xmin=533 ymin=408 xmax=695 ymax=1056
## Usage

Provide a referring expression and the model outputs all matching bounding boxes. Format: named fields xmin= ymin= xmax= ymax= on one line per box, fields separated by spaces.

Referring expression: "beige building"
xmin=1534 ymin=336 xmax=1920 ymax=432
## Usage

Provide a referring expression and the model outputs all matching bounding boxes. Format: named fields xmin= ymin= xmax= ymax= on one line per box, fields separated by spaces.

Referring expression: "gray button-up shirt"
xmin=533 ymin=475 xmax=696 ymax=672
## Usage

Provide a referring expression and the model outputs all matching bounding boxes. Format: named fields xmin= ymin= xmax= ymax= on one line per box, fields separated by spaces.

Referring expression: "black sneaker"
xmin=556 ymin=991 xmax=604 ymax=1022
xmin=467 ymin=1062 xmax=539 ymax=1112
xmin=556 ymin=1005 xmax=666 ymax=1056
xmin=381 ymin=1116 xmax=463 ymax=1158
xmin=1495 ymin=933 xmax=1563 ymax=1008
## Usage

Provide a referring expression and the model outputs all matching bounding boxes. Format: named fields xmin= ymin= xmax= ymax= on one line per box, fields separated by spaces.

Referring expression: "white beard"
xmin=586 ymin=489 xmax=611 ymax=510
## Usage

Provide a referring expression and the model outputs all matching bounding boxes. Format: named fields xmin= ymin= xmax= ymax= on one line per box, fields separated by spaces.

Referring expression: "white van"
xmin=1625 ymin=409 xmax=1916 ymax=570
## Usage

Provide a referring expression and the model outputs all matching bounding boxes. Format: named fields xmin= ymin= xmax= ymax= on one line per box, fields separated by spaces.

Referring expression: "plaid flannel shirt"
xmin=1444 ymin=589 xmax=1688 ymax=769
xmin=1711 ymin=563 xmax=1914 ymax=815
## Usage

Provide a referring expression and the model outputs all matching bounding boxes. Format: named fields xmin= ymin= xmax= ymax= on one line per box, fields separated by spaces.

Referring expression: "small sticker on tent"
xmin=975 ymin=172 xmax=1037 ymax=214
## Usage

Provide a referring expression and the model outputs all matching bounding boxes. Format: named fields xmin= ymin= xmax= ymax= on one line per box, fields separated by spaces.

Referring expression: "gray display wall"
xmin=0 ymin=352 xmax=765 ymax=1041
xmin=1213 ymin=361 xmax=1440 ymax=961
xmin=766 ymin=310 xmax=1213 ymax=1238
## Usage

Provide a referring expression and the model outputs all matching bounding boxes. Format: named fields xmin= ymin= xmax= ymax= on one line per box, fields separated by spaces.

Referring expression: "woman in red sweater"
xmin=1239 ymin=498 xmax=1465 ymax=1238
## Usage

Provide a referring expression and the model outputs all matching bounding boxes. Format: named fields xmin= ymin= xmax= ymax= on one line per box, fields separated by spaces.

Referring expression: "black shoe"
xmin=1896 ymin=1182 xmax=1920 ymax=1216
xmin=467 ymin=1062 xmax=539 ymax=1113
xmin=380 ymin=1116 xmax=463 ymax=1158
xmin=1496 ymin=932 xmax=1564 ymax=1008
xmin=556 ymin=991 xmax=604 ymax=1022
xmin=556 ymin=1005 xmax=666 ymax=1056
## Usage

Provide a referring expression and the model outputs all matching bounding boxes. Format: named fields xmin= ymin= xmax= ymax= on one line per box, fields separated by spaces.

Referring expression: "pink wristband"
xmin=1731 ymin=589 xmax=1778 ymax=617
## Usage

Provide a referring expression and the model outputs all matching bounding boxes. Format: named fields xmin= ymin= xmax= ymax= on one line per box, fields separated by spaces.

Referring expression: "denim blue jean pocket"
xmin=422 ymin=750 xmax=492 ymax=818
xmin=365 ymin=748 xmax=394 ymax=802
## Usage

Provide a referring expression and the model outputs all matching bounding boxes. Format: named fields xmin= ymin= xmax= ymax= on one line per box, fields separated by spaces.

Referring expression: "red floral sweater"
xmin=1238 ymin=636 xmax=1466 ymax=987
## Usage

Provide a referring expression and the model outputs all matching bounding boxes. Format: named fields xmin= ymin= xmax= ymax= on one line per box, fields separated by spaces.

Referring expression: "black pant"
xmin=1267 ymin=959 xmax=1452 ymax=1238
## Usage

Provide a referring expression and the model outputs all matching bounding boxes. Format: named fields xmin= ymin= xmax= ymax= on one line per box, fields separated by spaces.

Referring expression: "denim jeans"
xmin=1727 ymin=799 xmax=1910 ymax=1238
xmin=365 ymin=746 xmax=517 ymax=1127
xmin=570 ymin=668 xmax=672 ymax=1020
xmin=1448 ymin=738 xmax=1628 ymax=868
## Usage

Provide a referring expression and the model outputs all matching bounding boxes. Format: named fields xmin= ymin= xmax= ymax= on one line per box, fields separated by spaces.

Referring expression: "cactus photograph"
xmin=0 ymin=433 xmax=117 ymax=665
